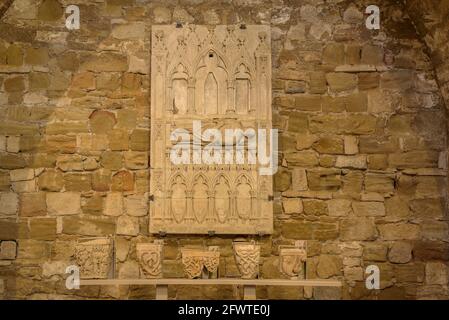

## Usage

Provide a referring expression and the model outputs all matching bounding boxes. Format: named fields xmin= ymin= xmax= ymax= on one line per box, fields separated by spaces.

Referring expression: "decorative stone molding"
xmin=233 ymin=240 xmax=260 ymax=279
xmin=74 ymin=238 xmax=113 ymax=279
xmin=181 ymin=247 xmax=220 ymax=279
xmin=136 ymin=241 xmax=164 ymax=279
xmin=279 ymin=240 xmax=307 ymax=280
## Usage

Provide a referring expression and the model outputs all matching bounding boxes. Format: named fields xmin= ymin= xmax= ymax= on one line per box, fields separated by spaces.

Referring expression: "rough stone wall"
xmin=0 ymin=0 xmax=448 ymax=299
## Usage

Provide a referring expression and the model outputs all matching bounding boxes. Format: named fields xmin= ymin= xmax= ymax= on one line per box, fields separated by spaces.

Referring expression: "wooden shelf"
xmin=79 ymin=278 xmax=341 ymax=299
xmin=80 ymin=278 xmax=341 ymax=287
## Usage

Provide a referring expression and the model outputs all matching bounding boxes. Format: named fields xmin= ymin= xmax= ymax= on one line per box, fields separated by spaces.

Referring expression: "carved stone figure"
xmin=233 ymin=240 xmax=260 ymax=279
xmin=279 ymin=241 xmax=307 ymax=280
xmin=136 ymin=241 xmax=163 ymax=278
xmin=181 ymin=247 xmax=220 ymax=279
xmin=74 ymin=238 xmax=112 ymax=279
xmin=149 ymin=24 xmax=273 ymax=235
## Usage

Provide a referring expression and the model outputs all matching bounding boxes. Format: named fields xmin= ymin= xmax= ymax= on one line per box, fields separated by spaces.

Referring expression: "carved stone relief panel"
xmin=279 ymin=240 xmax=307 ymax=280
xmin=136 ymin=241 xmax=163 ymax=278
xmin=233 ymin=240 xmax=260 ymax=279
xmin=150 ymin=25 xmax=273 ymax=235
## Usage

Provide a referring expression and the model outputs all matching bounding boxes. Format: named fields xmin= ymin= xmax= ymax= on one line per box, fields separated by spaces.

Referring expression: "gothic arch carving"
xmin=150 ymin=25 xmax=273 ymax=234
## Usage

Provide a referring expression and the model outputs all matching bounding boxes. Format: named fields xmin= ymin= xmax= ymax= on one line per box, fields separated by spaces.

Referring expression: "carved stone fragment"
xmin=279 ymin=240 xmax=307 ymax=280
xmin=181 ymin=247 xmax=220 ymax=279
xmin=233 ymin=240 xmax=260 ymax=279
xmin=136 ymin=241 xmax=163 ymax=278
xmin=74 ymin=237 xmax=112 ymax=279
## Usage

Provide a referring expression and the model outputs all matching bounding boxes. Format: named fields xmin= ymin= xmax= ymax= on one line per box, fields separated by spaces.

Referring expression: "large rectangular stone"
xmin=62 ymin=216 xmax=115 ymax=236
xmin=310 ymin=115 xmax=377 ymax=135
xmin=352 ymin=201 xmax=385 ymax=216
xmin=20 ymin=192 xmax=47 ymax=217
xmin=29 ymin=218 xmax=57 ymax=240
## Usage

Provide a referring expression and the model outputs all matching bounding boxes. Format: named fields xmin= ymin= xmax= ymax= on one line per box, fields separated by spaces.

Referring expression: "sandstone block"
xmin=310 ymin=115 xmax=377 ymax=135
xmin=327 ymin=199 xmax=352 ymax=217
xmin=37 ymin=0 xmax=63 ymax=21
xmin=92 ymin=169 xmax=112 ymax=192
xmin=363 ymin=243 xmax=387 ymax=262
xmin=388 ymin=151 xmax=439 ymax=169
xmin=292 ymin=168 xmax=308 ymax=191
xmin=129 ymin=129 xmax=149 ymax=151
xmin=45 ymin=135 xmax=76 ymax=153
xmin=326 ymin=73 xmax=357 ymax=92
xmin=10 ymin=169 xmax=34 ymax=182
xmin=425 ymin=262 xmax=448 ymax=285
xmin=118 ymin=260 xmax=140 ymax=279
xmin=124 ymin=151 xmax=148 ymax=169
xmin=282 ymin=198 xmax=303 ymax=214
xmin=12 ymin=180 xmax=37 ymax=193
xmin=109 ymin=130 xmax=129 ymax=151
xmin=29 ymin=218 xmax=56 ymax=240
xmin=71 ymin=72 xmax=95 ymax=90
xmin=344 ymin=136 xmax=358 ymax=155
xmin=47 ymin=192 xmax=81 ymax=215
xmin=303 ymin=200 xmax=328 ymax=215
xmin=0 ymin=241 xmax=17 ymax=260
xmin=0 ymin=193 xmax=18 ymax=217
xmin=323 ymin=43 xmax=344 ymax=65
xmin=62 ymin=216 xmax=115 ymax=236
xmin=274 ymin=169 xmax=291 ymax=192
xmin=296 ymin=134 xmax=318 ymax=150
xmin=380 ymin=70 xmax=413 ymax=91
xmin=316 ymin=255 xmax=342 ymax=278
xmin=89 ymin=110 xmax=116 ymax=134
xmin=112 ymin=23 xmax=145 ymax=40
xmin=307 ymin=168 xmax=341 ymax=191
xmin=42 ymin=261 xmax=67 ymax=278
xmin=294 ymin=95 xmax=321 ymax=111
xmin=313 ymin=136 xmax=344 ymax=154
xmin=56 ymin=155 xmax=84 ymax=172
xmin=64 ymin=173 xmax=92 ymax=192
xmin=378 ymin=223 xmax=421 ymax=240
xmin=81 ymin=194 xmax=103 ymax=215
xmin=100 ymin=151 xmax=123 ymax=170
xmin=287 ymin=112 xmax=308 ymax=133
xmin=388 ymin=242 xmax=412 ymax=264
xmin=361 ymin=45 xmax=383 ymax=65
xmin=112 ymin=171 xmax=134 ymax=192
xmin=20 ymin=192 xmax=46 ymax=217
xmin=125 ymin=194 xmax=148 ymax=217
xmin=38 ymin=170 xmax=64 ymax=191
xmin=116 ymin=215 xmax=139 ymax=236
xmin=285 ymin=152 xmax=319 ymax=167
xmin=104 ymin=192 xmax=123 ymax=217
xmin=352 ymin=201 xmax=385 ymax=216
xmin=25 ymin=47 xmax=49 ymax=65
xmin=82 ymin=53 xmax=128 ymax=72
xmin=309 ymin=72 xmax=327 ymax=94
xmin=336 ymin=155 xmax=367 ymax=169
xmin=340 ymin=218 xmax=376 ymax=240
